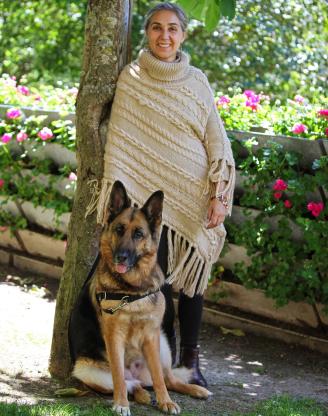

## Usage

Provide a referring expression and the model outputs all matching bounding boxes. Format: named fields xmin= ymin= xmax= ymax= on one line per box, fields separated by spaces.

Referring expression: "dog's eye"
xmin=115 ymin=224 xmax=125 ymax=236
xmin=133 ymin=228 xmax=144 ymax=240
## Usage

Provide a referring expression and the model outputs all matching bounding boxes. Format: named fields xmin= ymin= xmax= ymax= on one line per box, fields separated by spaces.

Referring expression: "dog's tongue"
xmin=115 ymin=264 xmax=128 ymax=274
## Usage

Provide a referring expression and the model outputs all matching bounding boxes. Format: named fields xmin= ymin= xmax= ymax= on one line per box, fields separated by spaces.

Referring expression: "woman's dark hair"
xmin=144 ymin=2 xmax=188 ymax=32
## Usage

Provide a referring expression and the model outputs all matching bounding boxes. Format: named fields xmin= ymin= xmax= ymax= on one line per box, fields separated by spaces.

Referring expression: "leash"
xmin=96 ymin=289 xmax=161 ymax=315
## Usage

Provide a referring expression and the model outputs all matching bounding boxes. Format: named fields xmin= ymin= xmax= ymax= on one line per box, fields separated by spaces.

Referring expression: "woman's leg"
xmin=178 ymin=290 xmax=207 ymax=387
xmin=158 ymin=226 xmax=177 ymax=364
xmin=178 ymin=292 xmax=203 ymax=348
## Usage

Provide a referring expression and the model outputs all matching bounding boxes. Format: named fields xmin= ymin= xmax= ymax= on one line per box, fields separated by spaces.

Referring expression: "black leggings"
xmin=158 ymin=226 xmax=204 ymax=348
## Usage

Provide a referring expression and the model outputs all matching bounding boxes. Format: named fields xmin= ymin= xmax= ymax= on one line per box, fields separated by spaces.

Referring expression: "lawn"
xmin=0 ymin=396 xmax=326 ymax=416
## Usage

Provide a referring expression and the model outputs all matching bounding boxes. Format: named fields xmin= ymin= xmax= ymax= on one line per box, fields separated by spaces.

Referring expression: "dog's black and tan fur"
xmin=69 ymin=181 xmax=210 ymax=415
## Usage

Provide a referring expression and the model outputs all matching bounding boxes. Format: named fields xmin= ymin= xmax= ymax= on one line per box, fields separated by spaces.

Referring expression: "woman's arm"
xmin=204 ymin=104 xmax=235 ymax=224
xmin=206 ymin=180 xmax=228 ymax=229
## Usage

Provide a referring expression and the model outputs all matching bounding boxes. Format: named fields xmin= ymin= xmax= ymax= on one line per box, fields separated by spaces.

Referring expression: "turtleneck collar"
xmin=137 ymin=49 xmax=190 ymax=82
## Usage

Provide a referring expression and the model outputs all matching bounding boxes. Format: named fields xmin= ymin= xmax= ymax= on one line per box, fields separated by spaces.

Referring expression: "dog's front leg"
xmin=143 ymin=329 xmax=180 ymax=414
xmin=103 ymin=320 xmax=130 ymax=416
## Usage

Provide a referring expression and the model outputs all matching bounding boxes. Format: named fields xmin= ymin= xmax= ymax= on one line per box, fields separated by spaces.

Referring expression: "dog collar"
xmin=96 ymin=289 xmax=160 ymax=315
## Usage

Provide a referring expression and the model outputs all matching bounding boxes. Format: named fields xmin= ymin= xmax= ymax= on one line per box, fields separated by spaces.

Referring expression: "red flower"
xmin=307 ymin=202 xmax=324 ymax=217
xmin=0 ymin=179 xmax=4 ymax=188
xmin=318 ymin=109 xmax=328 ymax=119
xmin=273 ymin=179 xmax=288 ymax=191
xmin=274 ymin=192 xmax=282 ymax=199
xmin=284 ymin=200 xmax=292 ymax=208
xmin=325 ymin=127 xmax=328 ymax=138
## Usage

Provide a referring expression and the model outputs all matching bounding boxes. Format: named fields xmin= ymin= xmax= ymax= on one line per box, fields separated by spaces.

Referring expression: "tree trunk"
xmin=49 ymin=0 xmax=132 ymax=380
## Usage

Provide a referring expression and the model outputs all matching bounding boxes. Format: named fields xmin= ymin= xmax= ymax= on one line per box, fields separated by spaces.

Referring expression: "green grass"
xmin=234 ymin=395 xmax=326 ymax=416
xmin=0 ymin=402 xmax=115 ymax=416
xmin=0 ymin=396 xmax=326 ymax=416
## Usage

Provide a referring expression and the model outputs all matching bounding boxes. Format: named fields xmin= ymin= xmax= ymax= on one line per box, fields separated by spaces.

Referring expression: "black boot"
xmin=179 ymin=346 xmax=208 ymax=388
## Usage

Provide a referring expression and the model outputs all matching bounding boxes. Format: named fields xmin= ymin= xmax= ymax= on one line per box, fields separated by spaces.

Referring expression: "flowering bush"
xmin=0 ymin=108 xmax=76 ymax=151
xmin=216 ymin=89 xmax=328 ymax=140
xmin=0 ymin=119 xmax=75 ymax=228
xmin=0 ymin=74 xmax=77 ymax=113
xmin=225 ymin=138 xmax=328 ymax=310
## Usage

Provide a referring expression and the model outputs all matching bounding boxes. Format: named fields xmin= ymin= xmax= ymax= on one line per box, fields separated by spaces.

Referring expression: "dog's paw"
xmin=112 ymin=404 xmax=131 ymax=416
xmin=158 ymin=400 xmax=181 ymax=414
xmin=189 ymin=384 xmax=213 ymax=399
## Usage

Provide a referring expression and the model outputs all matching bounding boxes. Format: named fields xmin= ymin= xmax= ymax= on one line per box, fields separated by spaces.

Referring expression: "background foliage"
xmin=1 ymin=0 xmax=327 ymax=98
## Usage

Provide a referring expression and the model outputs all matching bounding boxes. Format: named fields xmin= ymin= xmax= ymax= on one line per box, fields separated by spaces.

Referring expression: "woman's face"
xmin=146 ymin=10 xmax=185 ymax=62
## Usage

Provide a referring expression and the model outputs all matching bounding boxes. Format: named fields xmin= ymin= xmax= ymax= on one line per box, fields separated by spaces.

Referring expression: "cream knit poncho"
xmin=96 ymin=50 xmax=235 ymax=297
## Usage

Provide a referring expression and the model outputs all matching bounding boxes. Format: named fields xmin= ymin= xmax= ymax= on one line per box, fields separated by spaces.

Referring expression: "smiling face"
xmin=146 ymin=10 xmax=186 ymax=62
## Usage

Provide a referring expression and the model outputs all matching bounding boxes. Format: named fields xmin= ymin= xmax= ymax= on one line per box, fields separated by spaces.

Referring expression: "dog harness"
xmin=96 ymin=289 xmax=160 ymax=315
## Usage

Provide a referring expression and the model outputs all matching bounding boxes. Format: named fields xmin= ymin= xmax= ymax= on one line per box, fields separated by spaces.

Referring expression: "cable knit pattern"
xmin=96 ymin=49 xmax=235 ymax=296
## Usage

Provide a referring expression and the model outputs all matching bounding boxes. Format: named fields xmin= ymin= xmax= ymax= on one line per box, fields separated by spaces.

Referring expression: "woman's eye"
xmin=169 ymin=27 xmax=177 ymax=32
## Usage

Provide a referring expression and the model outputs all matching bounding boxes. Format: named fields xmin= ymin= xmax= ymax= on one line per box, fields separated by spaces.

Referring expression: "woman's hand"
xmin=206 ymin=198 xmax=226 ymax=229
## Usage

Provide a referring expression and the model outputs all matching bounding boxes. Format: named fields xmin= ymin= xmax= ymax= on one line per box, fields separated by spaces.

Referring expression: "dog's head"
xmin=100 ymin=181 xmax=164 ymax=279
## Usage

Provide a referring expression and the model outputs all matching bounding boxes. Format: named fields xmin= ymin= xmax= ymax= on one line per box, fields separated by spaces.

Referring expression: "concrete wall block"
xmin=13 ymin=254 xmax=62 ymax=279
xmin=218 ymin=243 xmax=251 ymax=270
xmin=17 ymin=230 xmax=65 ymax=261
xmin=206 ymin=281 xmax=328 ymax=329
xmin=0 ymin=248 xmax=11 ymax=265
xmin=0 ymin=229 xmax=22 ymax=251
xmin=20 ymin=201 xmax=70 ymax=234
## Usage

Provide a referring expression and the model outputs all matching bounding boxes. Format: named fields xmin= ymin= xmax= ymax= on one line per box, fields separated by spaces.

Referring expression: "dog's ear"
xmin=108 ymin=181 xmax=131 ymax=223
xmin=141 ymin=190 xmax=164 ymax=232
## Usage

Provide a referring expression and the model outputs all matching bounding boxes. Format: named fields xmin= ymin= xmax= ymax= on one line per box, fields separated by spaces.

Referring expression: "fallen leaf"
xmin=220 ymin=326 xmax=245 ymax=337
xmin=54 ymin=387 xmax=89 ymax=397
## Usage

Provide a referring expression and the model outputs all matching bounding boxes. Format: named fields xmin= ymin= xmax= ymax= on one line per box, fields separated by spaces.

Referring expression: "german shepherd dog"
xmin=69 ymin=181 xmax=211 ymax=415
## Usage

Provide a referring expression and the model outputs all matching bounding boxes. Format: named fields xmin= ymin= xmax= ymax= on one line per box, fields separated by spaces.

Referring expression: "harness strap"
xmin=96 ymin=288 xmax=160 ymax=315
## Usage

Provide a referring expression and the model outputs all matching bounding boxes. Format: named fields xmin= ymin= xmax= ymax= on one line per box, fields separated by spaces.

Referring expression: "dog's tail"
xmin=73 ymin=358 xmax=140 ymax=394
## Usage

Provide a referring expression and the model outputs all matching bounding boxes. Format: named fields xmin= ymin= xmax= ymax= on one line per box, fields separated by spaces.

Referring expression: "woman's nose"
xmin=160 ymin=30 xmax=169 ymax=39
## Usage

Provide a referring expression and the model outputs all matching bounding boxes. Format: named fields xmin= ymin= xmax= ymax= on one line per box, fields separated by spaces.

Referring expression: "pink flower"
xmin=0 ymin=179 xmax=4 ymax=188
xmin=1 ymin=133 xmax=12 ymax=143
xmin=284 ymin=200 xmax=292 ymax=208
xmin=273 ymin=179 xmax=288 ymax=191
xmin=17 ymin=85 xmax=30 ymax=95
xmin=216 ymin=95 xmax=230 ymax=107
xmin=34 ymin=95 xmax=41 ymax=101
xmin=307 ymin=202 xmax=324 ymax=217
xmin=244 ymin=90 xmax=256 ymax=98
xmin=16 ymin=131 xmax=28 ymax=142
xmin=6 ymin=108 xmax=22 ymax=119
xmin=37 ymin=127 xmax=53 ymax=141
xmin=68 ymin=172 xmax=77 ymax=181
xmin=274 ymin=192 xmax=282 ymax=200
xmin=292 ymin=123 xmax=307 ymax=134
xmin=245 ymin=92 xmax=261 ymax=111
xmin=318 ymin=109 xmax=328 ymax=118
xmin=294 ymin=95 xmax=305 ymax=104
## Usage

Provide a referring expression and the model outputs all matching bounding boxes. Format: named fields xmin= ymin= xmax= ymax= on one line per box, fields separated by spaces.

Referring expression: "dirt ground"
xmin=0 ymin=265 xmax=328 ymax=415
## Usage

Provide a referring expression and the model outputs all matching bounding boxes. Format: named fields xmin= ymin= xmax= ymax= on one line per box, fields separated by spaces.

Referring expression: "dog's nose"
xmin=115 ymin=250 xmax=129 ymax=264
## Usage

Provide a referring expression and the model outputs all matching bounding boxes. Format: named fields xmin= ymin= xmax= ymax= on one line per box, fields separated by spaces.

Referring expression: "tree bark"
xmin=49 ymin=0 xmax=132 ymax=380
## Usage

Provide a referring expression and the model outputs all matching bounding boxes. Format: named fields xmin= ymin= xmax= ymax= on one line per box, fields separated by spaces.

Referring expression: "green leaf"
xmin=177 ymin=0 xmax=199 ymax=14
xmin=54 ymin=388 xmax=89 ymax=397
xmin=205 ymin=1 xmax=221 ymax=31
xmin=220 ymin=0 xmax=236 ymax=20
xmin=190 ymin=0 xmax=207 ymax=20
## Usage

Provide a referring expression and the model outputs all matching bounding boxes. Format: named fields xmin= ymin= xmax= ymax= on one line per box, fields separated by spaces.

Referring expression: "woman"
xmin=96 ymin=2 xmax=235 ymax=388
